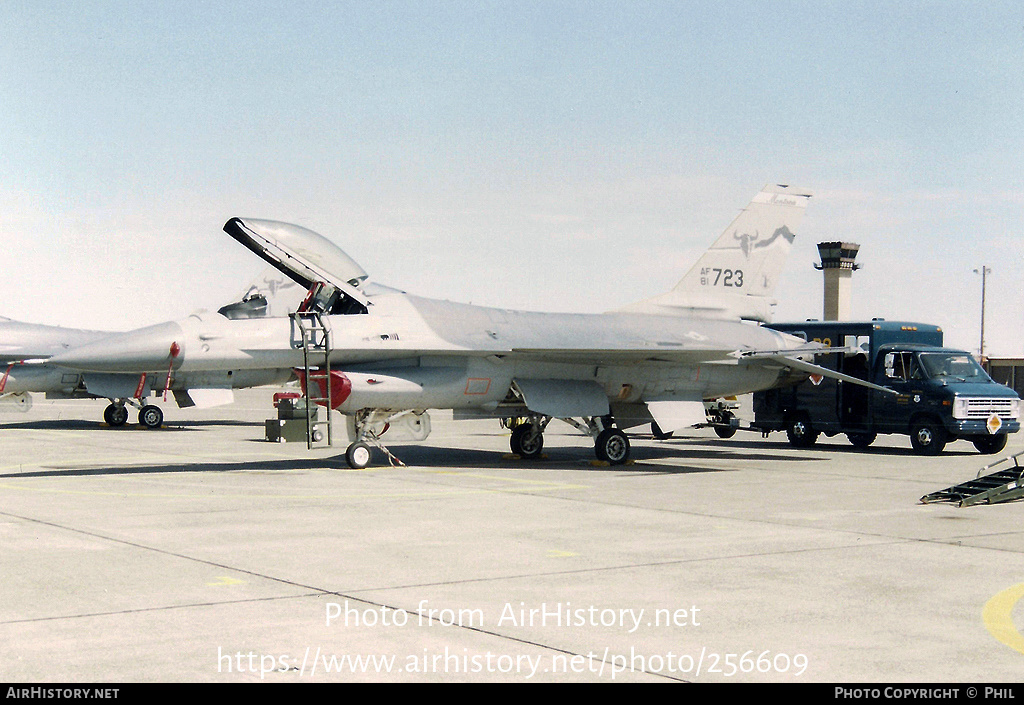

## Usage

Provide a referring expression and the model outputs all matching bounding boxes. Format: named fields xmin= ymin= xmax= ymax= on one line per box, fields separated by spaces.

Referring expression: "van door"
xmin=839 ymin=352 xmax=872 ymax=429
xmin=873 ymin=350 xmax=925 ymax=431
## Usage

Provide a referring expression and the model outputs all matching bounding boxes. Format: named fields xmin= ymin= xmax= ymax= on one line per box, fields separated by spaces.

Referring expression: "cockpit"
xmin=217 ymin=291 xmax=270 ymax=320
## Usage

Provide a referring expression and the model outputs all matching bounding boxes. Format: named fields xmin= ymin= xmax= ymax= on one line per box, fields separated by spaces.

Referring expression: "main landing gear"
xmin=103 ymin=401 xmax=164 ymax=429
xmin=508 ymin=414 xmax=632 ymax=465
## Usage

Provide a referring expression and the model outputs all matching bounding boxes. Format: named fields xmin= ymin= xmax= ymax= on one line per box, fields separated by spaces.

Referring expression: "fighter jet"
xmin=50 ymin=184 xmax=885 ymax=466
xmin=0 ymin=318 xmax=110 ymax=414
xmin=1 ymin=271 xmax=303 ymax=427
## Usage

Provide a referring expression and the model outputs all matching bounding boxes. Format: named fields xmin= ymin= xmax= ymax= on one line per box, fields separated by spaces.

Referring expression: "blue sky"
xmin=3 ymin=1 xmax=1023 ymax=355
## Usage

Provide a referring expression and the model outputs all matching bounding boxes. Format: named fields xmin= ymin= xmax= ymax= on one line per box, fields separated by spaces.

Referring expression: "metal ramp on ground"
xmin=920 ymin=452 xmax=1024 ymax=507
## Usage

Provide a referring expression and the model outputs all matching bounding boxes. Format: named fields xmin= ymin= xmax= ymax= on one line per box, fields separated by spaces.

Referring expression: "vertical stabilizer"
xmin=619 ymin=184 xmax=812 ymax=322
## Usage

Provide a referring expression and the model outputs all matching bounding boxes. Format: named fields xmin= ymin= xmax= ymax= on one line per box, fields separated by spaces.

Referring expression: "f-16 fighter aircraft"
xmin=0 ymin=272 xmax=303 ymax=427
xmin=0 ymin=318 xmax=110 ymax=414
xmin=50 ymin=184 xmax=887 ymax=466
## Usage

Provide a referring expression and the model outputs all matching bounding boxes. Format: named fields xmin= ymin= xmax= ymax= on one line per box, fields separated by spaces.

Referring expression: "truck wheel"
xmin=972 ymin=434 xmax=1008 ymax=455
xmin=910 ymin=419 xmax=947 ymax=455
xmin=786 ymin=416 xmax=819 ymax=448
xmin=847 ymin=432 xmax=876 ymax=449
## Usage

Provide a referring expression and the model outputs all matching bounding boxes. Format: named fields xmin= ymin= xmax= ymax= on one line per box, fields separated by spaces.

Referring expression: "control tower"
xmin=814 ymin=242 xmax=860 ymax=321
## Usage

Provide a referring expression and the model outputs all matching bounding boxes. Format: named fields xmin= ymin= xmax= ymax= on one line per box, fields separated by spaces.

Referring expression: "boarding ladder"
xmin=291 ymin=310 xmax=333 ymax=449
xmin=920 ymin=452 xmax=1024 ymax=507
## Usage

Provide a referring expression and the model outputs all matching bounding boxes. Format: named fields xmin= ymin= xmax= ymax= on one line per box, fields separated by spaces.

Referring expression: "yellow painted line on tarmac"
xmin=983 ymin=583 xmax=1024 ymax=655
xmin=207 ymin=576 xmax=246 ymax=587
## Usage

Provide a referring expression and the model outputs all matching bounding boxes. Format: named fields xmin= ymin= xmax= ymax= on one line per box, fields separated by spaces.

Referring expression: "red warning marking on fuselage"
xmin=0 ymin=362 xmax=15 ymax=394
xmin=134 ymin=373 xmax=148 ymax=399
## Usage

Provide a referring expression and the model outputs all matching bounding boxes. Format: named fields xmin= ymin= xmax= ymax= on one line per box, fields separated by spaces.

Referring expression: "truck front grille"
xmin=962 ymin=398 xmax=1018 ymax=418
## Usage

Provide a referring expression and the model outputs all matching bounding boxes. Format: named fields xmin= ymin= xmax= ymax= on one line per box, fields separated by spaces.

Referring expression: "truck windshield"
xmin=918 ymin=352 xmax=988 ymax=381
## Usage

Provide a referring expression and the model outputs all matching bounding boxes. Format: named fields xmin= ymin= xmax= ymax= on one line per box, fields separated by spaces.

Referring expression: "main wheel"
xmin=595 ymin=429 xmax=630 ymax=465
xmin=510 ymin=424 xmax=544 ymax=459
xmin=139 ymin=405 xmax=163 ymax=429
xmin=973 ymin=434 xmax=1007 ymax=455
xmin=785 ymin=416 xmax=819 ymax=448
xmin=713 ymin=411 xmax=737 ymax=439
xmin=346 ymin=442 xmax=373 ymax=469
xmin=910 ymin=419 xmax=947 ymax=455
xmin=104 ymin=403 xmax=129 ymax=427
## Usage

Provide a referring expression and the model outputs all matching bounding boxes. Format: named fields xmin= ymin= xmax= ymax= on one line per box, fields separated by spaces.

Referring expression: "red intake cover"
xmin=296 ymin=369 xmax=352 ymax=409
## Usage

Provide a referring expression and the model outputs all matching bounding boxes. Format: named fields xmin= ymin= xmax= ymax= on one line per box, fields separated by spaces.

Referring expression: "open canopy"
xmin=223 ymin=217 xmax=371 ymax=309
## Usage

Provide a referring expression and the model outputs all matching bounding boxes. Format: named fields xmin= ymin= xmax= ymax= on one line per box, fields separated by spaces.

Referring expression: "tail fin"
xmin=618 ymin=183 xmax=812 ymax=322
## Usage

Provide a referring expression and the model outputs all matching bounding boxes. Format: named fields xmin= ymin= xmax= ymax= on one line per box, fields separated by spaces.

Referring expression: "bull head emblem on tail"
xmin=733 ymin=226 xmax=795 ymax=258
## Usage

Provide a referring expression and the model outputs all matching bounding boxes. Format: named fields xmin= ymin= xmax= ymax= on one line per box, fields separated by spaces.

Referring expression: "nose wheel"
xmin=345 ymin=442 xmax=373 ymax=469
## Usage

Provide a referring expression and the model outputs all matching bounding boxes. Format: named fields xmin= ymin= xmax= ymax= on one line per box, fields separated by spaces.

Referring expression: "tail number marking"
xmin=701 ymin=268 xmax=744 ymax=288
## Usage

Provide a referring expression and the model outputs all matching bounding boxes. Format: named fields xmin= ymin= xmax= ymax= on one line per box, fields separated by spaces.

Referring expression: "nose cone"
xmin=48 ymin=321 xmax=185 ymax=373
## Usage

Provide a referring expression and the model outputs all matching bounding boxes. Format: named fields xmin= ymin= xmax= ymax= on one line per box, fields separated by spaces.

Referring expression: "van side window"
xmin=884 ymin=352 xmax=917 ymax=381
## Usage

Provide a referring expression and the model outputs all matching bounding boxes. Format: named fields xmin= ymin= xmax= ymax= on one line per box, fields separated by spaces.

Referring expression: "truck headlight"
xmin=952 ymin=397 xmax=969 ymax=420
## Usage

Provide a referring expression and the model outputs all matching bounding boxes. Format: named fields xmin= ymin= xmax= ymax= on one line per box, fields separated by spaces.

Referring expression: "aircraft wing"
xmin=742 ymin=351 xmax=898 ymax=395
xmin=505 ymin=347 xmax=742 ymax=365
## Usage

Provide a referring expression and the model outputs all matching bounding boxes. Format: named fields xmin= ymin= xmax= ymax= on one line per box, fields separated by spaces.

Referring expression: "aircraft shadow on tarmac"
xmin=0 ymin=432 xmax=980 ymax=482
xmin=0 ymin=419 xmax=263 ymax=431
xmin=0 ymin=440 xmax=813 ymax=480
xmin=329 ymin=441 xmax=817 ymax=474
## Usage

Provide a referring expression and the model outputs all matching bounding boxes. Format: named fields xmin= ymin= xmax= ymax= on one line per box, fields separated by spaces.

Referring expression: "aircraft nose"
xmin=48 ymin=321 xmax=185 ymax=373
